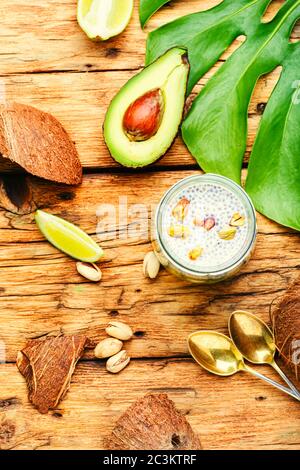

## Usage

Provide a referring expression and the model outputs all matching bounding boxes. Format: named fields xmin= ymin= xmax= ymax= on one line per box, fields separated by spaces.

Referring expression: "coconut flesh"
xmin=271 ymin=278 xmax=300 ymax=388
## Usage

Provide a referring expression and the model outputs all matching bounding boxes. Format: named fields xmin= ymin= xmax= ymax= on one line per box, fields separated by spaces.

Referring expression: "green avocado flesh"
xmin=104 ymin=48 xmax=189 ymax=167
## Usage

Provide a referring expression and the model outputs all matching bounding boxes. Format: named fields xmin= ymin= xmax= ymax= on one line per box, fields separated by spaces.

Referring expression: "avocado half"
xmin=104 ymin=48 xmax=189 ymax=168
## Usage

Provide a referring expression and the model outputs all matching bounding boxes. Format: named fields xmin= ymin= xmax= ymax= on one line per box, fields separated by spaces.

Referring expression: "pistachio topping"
xmin=203 ymin=216 xmax=216 ymax=231
xmin=193 ymin=216 xmax=216 ymax=231
xmin=193 ymin=216 xmax=204 ymax=227
xmin=218 ymin=226 xmax=237 ymax=240
xmin=188 ymin=246 xmax=204 ymax=261
xmin=230 ymin=212 xmax=246 ymax=227
xmin=162 ymin=179 xmax=252 ymax=271
xmin=172 ymin=197 xmax=190 ymax=221
xmin=168 ymin=224 xmax=190 ymax=239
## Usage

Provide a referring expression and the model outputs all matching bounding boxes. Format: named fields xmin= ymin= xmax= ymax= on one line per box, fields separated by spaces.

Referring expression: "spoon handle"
xmin=271 ymin=361 xmax=300 ymax=399
xmin=243 ymin=365 xmax=300 ymax=401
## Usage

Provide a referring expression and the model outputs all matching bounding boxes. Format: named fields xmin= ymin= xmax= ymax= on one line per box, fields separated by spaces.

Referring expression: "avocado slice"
xmin=104 ymin=48 xmax=189 ymax=167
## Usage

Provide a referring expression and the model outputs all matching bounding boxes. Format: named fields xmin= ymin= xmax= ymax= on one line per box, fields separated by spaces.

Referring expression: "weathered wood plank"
xmin=0 ymin=66 xmax=283 ymax=171
xmin=0 ymin=1 xmax=298 ymax=171
xmin=1 ymin=1 xmax=296 ymax=75
xmin=0 ymin=0 xmax=300 ymax=452
xmin=0 ymin=361 xmax=299 ymax=450
xmin=0 ymin=172 xmax=299 ymax=362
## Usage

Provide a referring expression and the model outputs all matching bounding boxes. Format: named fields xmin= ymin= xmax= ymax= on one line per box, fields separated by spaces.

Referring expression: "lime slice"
xmin=35 ymin=210 xmax=103 ymax=262
xmin=77 ymin=0 xmax=134 ymax=41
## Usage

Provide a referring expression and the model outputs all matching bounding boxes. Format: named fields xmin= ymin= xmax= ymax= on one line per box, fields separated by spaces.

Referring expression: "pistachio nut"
xmin=106 ymin=350 xmax=130 ymax=374
xmin=218 ymin=226 xmax=237 ymax=240
xmin=194 ymin=216 xmax=215 ymax=231
xmin=94 ymin=338 xmax=123 ymax=359
xmin=188 ymin=246 xmax=204 ymax=261
xmin=230 ymin=212 xmax=245 ymax=227
xmin=143 ymin=251 xmax=160 ymax=279
xmin=203 ymin=216 xmax=216 ymax=231
xmin=168 ymin=224 xmax=190 ymax=239
xmin=172 ymin=197 xmax=190 ymax=221
xmin=106 ymin=321 xmax=133 ymax=341
xmin=76 ymin=262 xmax=102 ymax=282
xmin=193 ymin=216 xmax=204 ymax=227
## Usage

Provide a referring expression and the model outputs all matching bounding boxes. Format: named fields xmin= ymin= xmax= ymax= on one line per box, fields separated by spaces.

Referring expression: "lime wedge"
xmin=77 ymin=0 xmax=134 ymax=41
xmin=35 ymin=210 xmax=103 ymax=262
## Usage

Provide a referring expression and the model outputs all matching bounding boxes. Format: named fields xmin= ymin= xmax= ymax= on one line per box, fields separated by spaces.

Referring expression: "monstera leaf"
xmin=246 ymin=43 xmax=300 ymax=231
xmin=140 ymin=0 xmax=171 ymax=28
xmin=182 ymin=0 xmax=300 ymax=183
xmin=146 ymin=0 xmax=272 ymax=93
xmin=144 ymin=0 xmax=300 ymax=229
xmin=146 ymin=0 xmax=300 ymax=195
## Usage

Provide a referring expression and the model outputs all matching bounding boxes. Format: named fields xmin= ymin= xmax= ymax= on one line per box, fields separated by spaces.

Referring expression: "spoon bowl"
xmin=229 ymin=310 xmax=300 ymax=398
xmin=228 ymin=310 xmax=275 ymax=364
xmin=187 ymin=329 xmax=300 ymax=401
xmin=188 ymin=331 xmax=244 ymax=376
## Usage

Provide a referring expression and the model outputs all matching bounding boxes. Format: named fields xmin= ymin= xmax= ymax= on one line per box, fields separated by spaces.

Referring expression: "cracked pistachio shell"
xmin=203 ymin=216 xmax=216 ymax=231
xmin=143 ymin=251 xmax=160 ymax=279
xmin=230 ymin=212 xmax=245 ymax=227
xmin=168 ymin=224 xmax=190 ymax=239
xmin=172 ymin=197 xmax=190 ymax=221
xmin=218 ymin=226 xmax=237 ymax=240
xmin=76 ymin=262 xmax=102 ymax=282
xmin=106 ymin=350 xmax=130 ymax=374
xmin=94 ymin=338 xmax=123 ymax=359
xmin=188 ymin=246 xmax=204 ymax=261
xmin=106 ymin=321 xmax=133 ymax=341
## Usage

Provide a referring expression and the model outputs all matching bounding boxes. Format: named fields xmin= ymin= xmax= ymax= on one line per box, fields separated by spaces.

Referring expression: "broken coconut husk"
xmin=0 ymin=174 xmax=37 ymax=215
xmin=105 ymin=393 xmax=201 ymax=450
xmin=271 ymin=279 xmax=300 ymax=388
xmin=17 ymin=334 xmax=88 ymax=414
xmin=0 ymin=102 xmax=82 ymax=185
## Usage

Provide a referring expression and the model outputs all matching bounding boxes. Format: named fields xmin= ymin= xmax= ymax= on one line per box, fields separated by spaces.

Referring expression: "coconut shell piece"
xmin=106 ymin=393 xmax=201 ymax=450
xmin=271 ymin=279 xmax=300 ymax=386
xmin=0 ymin=174 xmax=36 ymax=215
xmin=17 ymin=334 xmax=88 ymax=414
xmin=0 ymin=102 xmax=82 ymax=185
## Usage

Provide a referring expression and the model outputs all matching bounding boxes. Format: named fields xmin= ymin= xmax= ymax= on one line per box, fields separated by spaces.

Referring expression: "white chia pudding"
xmin=155 ymin=174 xmax=257 ymax=280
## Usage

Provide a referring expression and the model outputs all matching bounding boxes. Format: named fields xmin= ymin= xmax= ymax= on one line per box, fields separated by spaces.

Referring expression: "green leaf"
xmin=146 ymin=0 xmax=272 ymax=93
xmin=182 ymin=0 xmax=300 ymax=183
xmin=145 ymin=0 xmax=300 ymax=229
xmin=245 ymin=44 xmax=300 ymax=231
xmin=139 ymin=0 xmax=171 ymax=28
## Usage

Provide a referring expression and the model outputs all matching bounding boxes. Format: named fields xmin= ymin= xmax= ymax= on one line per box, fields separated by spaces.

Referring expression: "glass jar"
xmin=152 ymin=174 xmax=257 ymax=283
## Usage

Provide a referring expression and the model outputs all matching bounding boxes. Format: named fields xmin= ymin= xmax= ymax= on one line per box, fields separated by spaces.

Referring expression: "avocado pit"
xmin=123 ymin=89 xmax=164 ymax=142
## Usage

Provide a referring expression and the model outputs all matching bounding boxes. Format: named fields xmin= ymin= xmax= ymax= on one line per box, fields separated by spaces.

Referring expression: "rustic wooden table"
xmin=0 ymin=0 xmax=299 ymax=451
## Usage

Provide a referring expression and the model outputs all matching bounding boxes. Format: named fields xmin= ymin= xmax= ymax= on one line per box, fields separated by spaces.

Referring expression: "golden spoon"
xmin=188 ymin=331 xmax=300 ymax=400
xmin=228 ymin=310 xmax=300 ymax=398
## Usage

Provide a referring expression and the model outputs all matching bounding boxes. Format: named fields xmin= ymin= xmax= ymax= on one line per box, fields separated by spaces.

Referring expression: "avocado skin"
xmin=104 ymin=48 xmax=190 ymax=168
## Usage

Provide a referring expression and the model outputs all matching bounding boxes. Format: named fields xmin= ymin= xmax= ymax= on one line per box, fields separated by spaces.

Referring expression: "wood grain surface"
xmin=1 ymin=360 xmax=299 ymax=450
xmin=0 ymin=0 xmax=299 ymax=451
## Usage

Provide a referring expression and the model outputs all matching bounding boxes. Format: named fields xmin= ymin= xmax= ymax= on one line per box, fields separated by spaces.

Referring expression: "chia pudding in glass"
xmin=152 ymin=174 xmax=257 ymax=283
